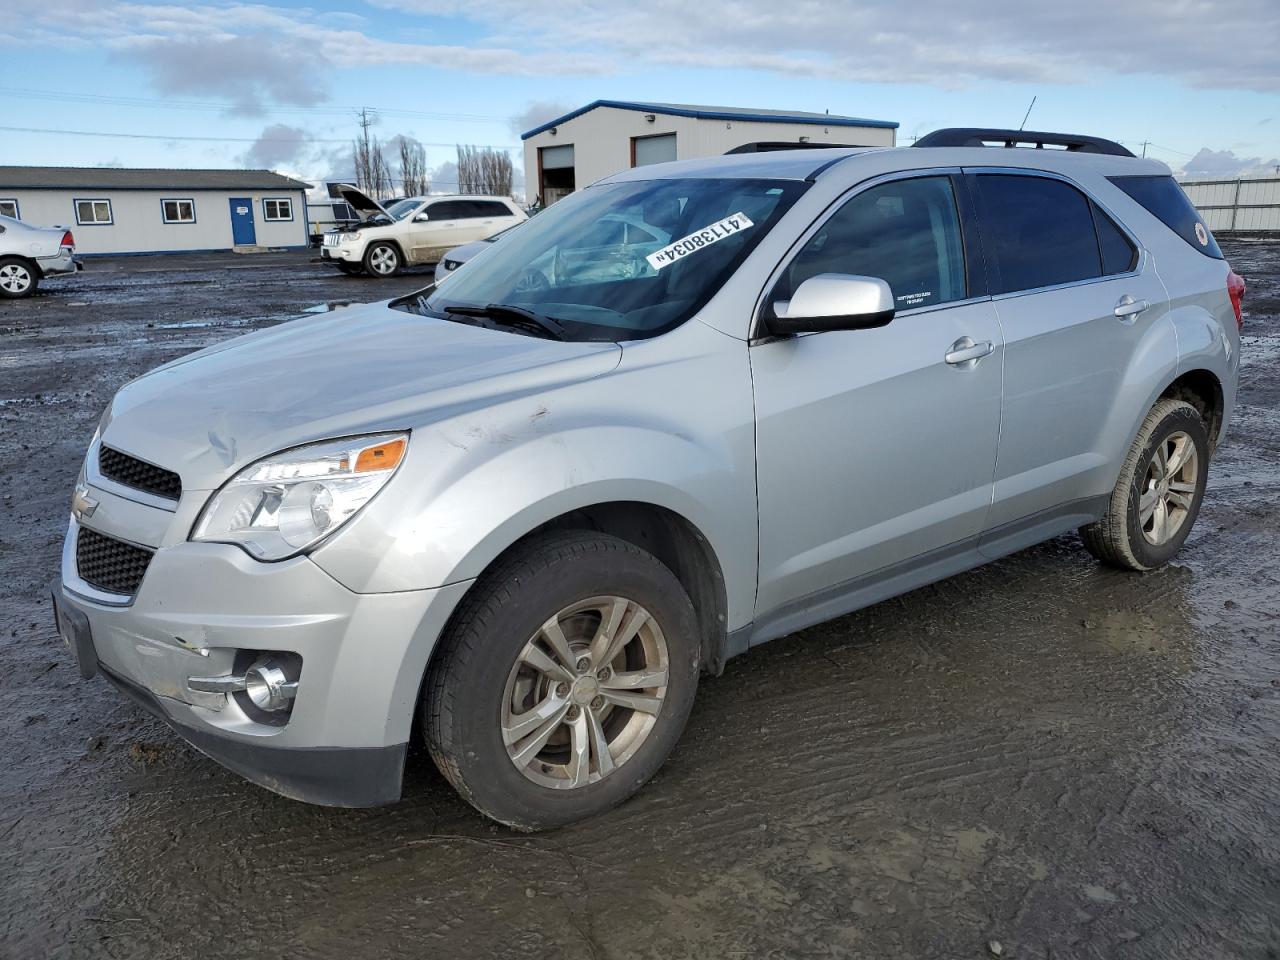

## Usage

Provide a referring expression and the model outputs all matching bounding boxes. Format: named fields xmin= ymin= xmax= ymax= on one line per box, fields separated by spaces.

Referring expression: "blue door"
xmin=229 ymin=198 xmax=256 ymax=245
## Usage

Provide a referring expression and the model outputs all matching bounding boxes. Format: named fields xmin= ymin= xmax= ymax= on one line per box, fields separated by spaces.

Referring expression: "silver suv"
xmin=54 ymin=129 xmax=1244 ymax=829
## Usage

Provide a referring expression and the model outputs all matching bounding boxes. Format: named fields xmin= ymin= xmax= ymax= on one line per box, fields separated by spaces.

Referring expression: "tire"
xmin=0 ymin=257 xmax=39 ymax=299
xmin=336 ymin=262 xmax=363 ymax=276
xmin=424 ymin=530 xmax=700 ymax=830
xmin=1080 ymin=398 xmax=1210 ymax=571
xmin=363 ymin=242 xmax=401 ymax=278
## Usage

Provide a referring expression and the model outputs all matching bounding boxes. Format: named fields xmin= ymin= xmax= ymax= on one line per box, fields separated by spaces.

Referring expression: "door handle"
xmin=1114 ymin=295 xmax=1149 ymax=320
xmin=945 ymin=337 xmax=994 ymax=367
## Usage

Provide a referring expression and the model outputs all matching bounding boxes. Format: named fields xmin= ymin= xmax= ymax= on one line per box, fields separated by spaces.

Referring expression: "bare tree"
xmin=456 ymin=145 xmax=514 ymax=197
xmin=398 ymin=137 xmax=430 ymax=197
xmin=352 ymin=108 xmax=393 ymax=199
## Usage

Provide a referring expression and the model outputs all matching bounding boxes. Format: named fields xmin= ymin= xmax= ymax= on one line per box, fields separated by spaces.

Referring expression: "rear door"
xmin=751 ymin=172 xmax=1004 ymax=620
xmin=968 ymin=170 xmax=1169 ymax=542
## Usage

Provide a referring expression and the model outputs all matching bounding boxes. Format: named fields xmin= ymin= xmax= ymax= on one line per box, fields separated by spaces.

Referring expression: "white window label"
xmin=645 ymin=212 xmax=754 ymax=271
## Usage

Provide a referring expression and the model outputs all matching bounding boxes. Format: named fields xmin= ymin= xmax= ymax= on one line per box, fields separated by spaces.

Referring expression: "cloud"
xmin=368 ymin=0 xmax=1280 ymax=93
xmin=1181 ymin=148 xmax=1280 ymax=179
xmin=126 ymin=36 xmax=327 ymax=116
xmin=510 ymin=101 xmax=572 ymax=137
xmin=242 ymin=123 xmax=311 ymax=168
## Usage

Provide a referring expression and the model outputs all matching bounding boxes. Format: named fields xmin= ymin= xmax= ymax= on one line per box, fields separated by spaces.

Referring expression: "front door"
xmin=751 ymin=173 xmax=1003 ymax=620
xmin=407 ymin=200 xmax=467 ymax=263
xmin=229 ymin=198 xmax=256 ymax=245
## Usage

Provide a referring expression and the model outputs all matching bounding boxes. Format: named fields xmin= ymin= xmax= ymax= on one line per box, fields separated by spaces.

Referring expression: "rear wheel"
xmin=363 ymin=242 xmax=401 ymax=278
xmin=1080 ymin=398 xmax=1210 ymax=571
xmin=0 ymin=258 xmax=38 ymax=299
xmin=424 ymin=531 xmax=700 ymax=830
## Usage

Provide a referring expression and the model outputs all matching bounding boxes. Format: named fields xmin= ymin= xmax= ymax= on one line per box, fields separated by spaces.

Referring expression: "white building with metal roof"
xmin=0 ymin=167 xmax=311 ymax=255
xmin=521 ymin=100 xmax=898 ymax=206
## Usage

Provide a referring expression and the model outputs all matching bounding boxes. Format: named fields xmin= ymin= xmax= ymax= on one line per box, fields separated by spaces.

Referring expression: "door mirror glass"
xmin=413 ymin=213 xmax=430 ymax=222
xmin=768 ymin=274 xmax=895 ymax=335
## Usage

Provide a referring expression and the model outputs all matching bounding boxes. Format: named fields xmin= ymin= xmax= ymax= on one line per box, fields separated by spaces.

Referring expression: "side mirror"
xmin=766 ymin=273 xmax=895 ymax=336
xmin=413 ymin=213 xmax=430 ymax=223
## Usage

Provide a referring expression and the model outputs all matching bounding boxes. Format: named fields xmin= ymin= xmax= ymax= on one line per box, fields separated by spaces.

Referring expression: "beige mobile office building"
xmin=0 ymin=167 xmax=311 ymax=255
xmin=522 ymin=100 xmax=898 ymax=206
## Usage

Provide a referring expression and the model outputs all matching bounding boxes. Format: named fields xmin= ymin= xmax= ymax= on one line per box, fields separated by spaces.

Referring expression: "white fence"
xmin=1182 ymin=177 xmax=1280 ymax=233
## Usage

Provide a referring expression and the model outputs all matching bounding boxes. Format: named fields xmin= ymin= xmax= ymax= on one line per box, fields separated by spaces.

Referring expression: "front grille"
xmin=323 ymin=232 xmax=342 ymax=246
xmin=76 ymin=527 xmax=154 ymax=597
xmin=98 ymin=446 xmax=182 ymax=500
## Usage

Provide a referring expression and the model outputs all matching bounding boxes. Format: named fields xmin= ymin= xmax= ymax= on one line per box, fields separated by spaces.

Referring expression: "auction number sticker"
xmin=646 ymin=212 xmax=754 ymax=271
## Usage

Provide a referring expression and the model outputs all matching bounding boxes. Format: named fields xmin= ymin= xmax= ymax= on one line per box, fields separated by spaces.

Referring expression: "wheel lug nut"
xmin=591 ymin=696 xmax=605 ymax=711
xmin=555 ymin=682 xmax=570 ymax=697
xmin=596 ymin=668 xmax=610 ymax=681
xmin=575 ymin=657 xmax=591 ymax=673
xmin=567 ymin=705 xmax=581 ymax=720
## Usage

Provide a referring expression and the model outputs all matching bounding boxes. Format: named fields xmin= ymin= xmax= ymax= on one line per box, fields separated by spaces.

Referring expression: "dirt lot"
xmin=2 ymin=245 xmax=1278 ymax=959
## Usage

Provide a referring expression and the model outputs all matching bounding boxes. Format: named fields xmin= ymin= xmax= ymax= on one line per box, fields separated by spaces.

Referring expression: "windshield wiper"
xmin=445 ymin=303 xmax=568 ymax=340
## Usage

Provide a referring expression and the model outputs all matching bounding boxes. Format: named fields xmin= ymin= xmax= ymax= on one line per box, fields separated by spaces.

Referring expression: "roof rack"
xmin=725 ymin=141 xmax=859 ymax=154
xmin=913 ymin=128 xmax=1134 ymax=158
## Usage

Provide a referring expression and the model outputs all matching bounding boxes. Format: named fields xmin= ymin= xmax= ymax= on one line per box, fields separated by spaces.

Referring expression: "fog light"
xmin=244 ymin=659 xmax=298 ymax=712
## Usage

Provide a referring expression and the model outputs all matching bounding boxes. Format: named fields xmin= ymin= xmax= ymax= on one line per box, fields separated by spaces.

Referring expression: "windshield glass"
xmin=415 ymin=177 xmax=806 ymax=341
xmin=384 ymin=198 xmax=422 ymax=221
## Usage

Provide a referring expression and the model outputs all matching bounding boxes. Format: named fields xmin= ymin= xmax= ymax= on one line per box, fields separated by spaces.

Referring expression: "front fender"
xmin=310 ymin=322 xmax=759 ymax=630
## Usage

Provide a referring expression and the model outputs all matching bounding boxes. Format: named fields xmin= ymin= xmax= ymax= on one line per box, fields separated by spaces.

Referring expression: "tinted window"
xmin=976 ymin=175 xmax=1101 ymax=294
xmin=1092 ymin=202 xmax=1137 ymax=275
xmin=476 ymin=200 xmax=514 ymax=218
xmin=428 ymin=200 xmax=475 ymax=219
xmin=775 ymin=176 xmax=967 ymax=311
xmin=1109 ymin=175 xmax=1224 ymax=259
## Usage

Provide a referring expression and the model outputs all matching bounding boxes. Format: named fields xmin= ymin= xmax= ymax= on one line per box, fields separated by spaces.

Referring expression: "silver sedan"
xmin=0 ymin=214 xmax=80 ymax=299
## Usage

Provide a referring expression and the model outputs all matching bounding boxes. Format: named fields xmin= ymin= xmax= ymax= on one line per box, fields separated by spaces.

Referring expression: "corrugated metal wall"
xmin=1182 ymin=177 xmax=1280 ymax=233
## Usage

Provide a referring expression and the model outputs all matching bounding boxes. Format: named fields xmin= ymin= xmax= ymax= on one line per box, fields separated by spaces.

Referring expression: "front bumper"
xmin=57 ymin=481 xmax=470 ymax=805
xmin=320 ymin=244 xmax=359 ymax=262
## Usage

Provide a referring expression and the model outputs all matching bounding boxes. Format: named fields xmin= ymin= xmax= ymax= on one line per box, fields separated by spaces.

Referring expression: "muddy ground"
xmin=1 ymin=246 xmax=1278 ymax=959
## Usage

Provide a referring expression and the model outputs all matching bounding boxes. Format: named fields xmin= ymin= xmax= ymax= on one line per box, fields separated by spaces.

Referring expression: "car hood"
xmin=100 ymin=301 xmax=622 ymax=491
xmin=336 ymin=185 xmax=390 ymax=220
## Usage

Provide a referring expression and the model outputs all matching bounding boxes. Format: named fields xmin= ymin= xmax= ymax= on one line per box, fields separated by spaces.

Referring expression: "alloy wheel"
xmin=368 ymin=246 xmax=398 ymax=275
xmin=1140 ymin=430 xmax=1199 ymax=545
xmin=501 ymin=595 xmax=669 ymax=789
xmin=0 ymin=263 xmax=32 ymax=294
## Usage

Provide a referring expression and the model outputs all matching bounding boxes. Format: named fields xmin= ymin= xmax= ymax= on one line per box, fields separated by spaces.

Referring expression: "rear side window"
xmin=974 ymin=175 xmax=1101 ymax=294
xmin=1092 ymin=202 xmax=1138 ymax=275
xmin=476 ymin=200 xmax=514 ymax=218
xmin=1109 ymin=175 xmax=1223 ymax=259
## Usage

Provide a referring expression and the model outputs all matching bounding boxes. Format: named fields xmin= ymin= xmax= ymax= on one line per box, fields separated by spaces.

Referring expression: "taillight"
xmin=60 ymin=230 xmax=74 ymax=248
xmin=1226 ymin=270 xmax=1246 ymax=330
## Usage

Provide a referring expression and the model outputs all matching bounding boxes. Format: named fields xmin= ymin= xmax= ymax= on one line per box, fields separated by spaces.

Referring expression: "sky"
xmin=3 ymin=0 xmax=1280 ymax=196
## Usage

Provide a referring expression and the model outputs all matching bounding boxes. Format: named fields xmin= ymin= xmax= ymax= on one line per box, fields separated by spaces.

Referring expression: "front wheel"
xmin=363 ymin=242 xmax=401 ymax=278
xmin=1080 ymin=398 xmax=1210 ymax=571
xmin=424 ymin=531 xmax=700 ymax=830
xmin=0 ymin=258 xmax=39 ymax=299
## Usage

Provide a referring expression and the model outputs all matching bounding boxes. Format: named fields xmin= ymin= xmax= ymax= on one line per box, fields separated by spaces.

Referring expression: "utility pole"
xmin=1140 ymin=140 xmax=1150 ymax=158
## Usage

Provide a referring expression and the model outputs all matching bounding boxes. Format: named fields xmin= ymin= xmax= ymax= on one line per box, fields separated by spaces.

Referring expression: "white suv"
xmin=321 ymin=187 xmax=526 ymax=278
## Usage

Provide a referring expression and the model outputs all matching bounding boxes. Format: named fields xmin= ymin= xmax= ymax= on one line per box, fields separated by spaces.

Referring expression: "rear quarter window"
xmin=1108 ymin=175 xmax=1223 ymax=260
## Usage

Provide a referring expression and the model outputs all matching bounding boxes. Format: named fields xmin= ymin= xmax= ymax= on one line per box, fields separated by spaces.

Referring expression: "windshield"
xmin=413 ymin=177 xmax=806 ymax=341
xmin=384 ymin=198 xmax=422 ymax=221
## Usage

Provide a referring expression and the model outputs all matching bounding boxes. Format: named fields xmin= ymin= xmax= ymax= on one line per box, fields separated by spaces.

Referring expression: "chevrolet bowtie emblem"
xmin=72 ymin=484 xmax=98 ymax=521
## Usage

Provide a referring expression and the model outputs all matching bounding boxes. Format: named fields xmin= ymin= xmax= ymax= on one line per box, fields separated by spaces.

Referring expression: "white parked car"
xmin=0 ymin=214 xmax=80 ymax=299
xmin=322 ymin=187 xmax=526 ymax=278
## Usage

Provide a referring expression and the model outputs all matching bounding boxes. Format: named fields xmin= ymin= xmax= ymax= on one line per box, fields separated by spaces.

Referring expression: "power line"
xmin=0 ymin=124 xmax=518 ymax=151
xmin=0 ymin=86 xmax=507 ymax=124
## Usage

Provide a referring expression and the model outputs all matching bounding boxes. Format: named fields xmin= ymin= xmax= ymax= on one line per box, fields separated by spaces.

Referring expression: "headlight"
xmin=191 ymin=433 xmax=408 ymax=561
xmin=342 ymin=231 xmax=362 ymax=242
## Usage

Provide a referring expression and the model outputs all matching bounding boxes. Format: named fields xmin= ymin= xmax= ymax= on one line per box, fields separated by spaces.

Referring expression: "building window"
xmin=161 ymin=199 xmax=196 ymax=224
xmin=262 ymin=198 xmax=294 ymax=221
xmin=632 ymin=133 xmax=677 ymax=168
xmin=0 ymin=199 xmax=19 ymax=219
xmin=75 ymin=199 xmax=113 ymax=225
